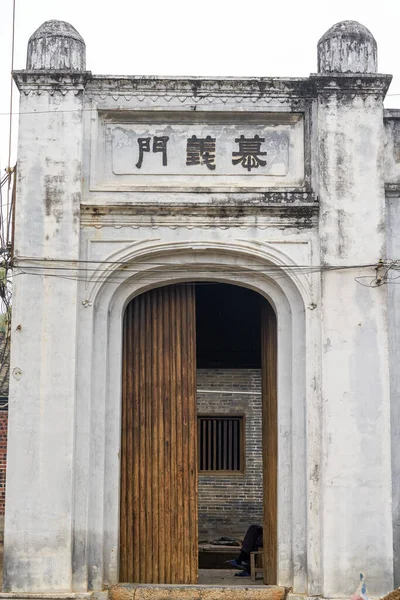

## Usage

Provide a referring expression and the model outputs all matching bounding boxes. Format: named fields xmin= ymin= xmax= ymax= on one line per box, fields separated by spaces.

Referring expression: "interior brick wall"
xmin=197 ymin=369 xmax=263 ymax=541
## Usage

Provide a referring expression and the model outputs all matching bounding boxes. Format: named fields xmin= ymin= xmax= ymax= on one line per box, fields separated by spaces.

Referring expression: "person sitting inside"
xmin=227 ymin=524 xmax=263 ymax=577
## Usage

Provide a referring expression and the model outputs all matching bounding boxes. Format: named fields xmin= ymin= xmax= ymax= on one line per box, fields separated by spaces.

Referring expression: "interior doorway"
xmin=119 ymin=283 xmax=277 ymax=585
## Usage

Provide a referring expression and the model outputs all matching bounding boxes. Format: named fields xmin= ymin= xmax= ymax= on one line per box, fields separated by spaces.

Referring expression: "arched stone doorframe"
xmin=72 ymin=242 xmax=322 ymax=595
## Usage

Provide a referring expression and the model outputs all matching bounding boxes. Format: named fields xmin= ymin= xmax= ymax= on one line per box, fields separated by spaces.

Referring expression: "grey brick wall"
xmin=197 ymin=369 xmax=263 ymax=541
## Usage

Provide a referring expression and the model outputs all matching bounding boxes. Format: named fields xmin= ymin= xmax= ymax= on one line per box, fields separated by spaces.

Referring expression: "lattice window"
xmin=198 ymin=416 xmax=244 ymax=472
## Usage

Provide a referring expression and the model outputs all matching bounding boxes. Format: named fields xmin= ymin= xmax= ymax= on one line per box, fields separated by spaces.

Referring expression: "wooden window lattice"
xmin=198 ymin=416 xmax=243 ymax=472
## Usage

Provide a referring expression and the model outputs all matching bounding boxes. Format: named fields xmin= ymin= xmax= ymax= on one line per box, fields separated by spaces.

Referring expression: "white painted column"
xmin=387 ymin=191 xmax=400 ymax=589
xmin=315 ymin=21 xmax=394 ymax=598
xmin=3 ymin=20 xmax=87 ymax=593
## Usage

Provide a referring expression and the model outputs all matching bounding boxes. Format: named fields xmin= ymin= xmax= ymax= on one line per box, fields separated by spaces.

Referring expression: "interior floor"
xmin=198 ymin=569 xmax=263 ymax=585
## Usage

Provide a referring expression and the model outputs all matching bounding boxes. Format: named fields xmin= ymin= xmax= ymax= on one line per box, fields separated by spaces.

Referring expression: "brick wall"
xmin=197 ymin=369 xmax=263 ymax=541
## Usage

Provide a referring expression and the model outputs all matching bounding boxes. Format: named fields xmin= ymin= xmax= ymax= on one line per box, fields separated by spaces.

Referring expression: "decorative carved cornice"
xmin=14 ymin=70 xmax=392 ymax=107
xmin=384 ymin=109 xmax=400 ymax=120
xmin=83 ymin=191 xmax=317 ymax=209
xmin=12 ymin=72 xmax=315 ymax=104
xmin=385 ymin=183 xmax=400 ymax=197
xmin=310 ymin=72 xmax=392 ymax=100
xmin=13 ymin=70 xmax=92 ymax=94
xmin=86 ymin=75 xmax=315 ymax=101
xmin=80 ymin=197 xmax=319 ymax=229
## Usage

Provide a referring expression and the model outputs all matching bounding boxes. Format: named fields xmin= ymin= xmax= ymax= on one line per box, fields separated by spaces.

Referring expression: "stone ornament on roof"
xmin=317 ymin=20 xmax=377 ymax=74
xmin=26 ymin=19 xmax=86 ymax=71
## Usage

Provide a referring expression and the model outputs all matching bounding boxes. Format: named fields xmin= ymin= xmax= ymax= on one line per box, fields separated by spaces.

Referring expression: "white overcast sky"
xmin=1 ymin=0 xmax=400 ymax=171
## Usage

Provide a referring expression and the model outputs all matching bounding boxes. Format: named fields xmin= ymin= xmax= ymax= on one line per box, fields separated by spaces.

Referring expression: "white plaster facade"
xmin=4 ymin=18 xmax=400 ymax=599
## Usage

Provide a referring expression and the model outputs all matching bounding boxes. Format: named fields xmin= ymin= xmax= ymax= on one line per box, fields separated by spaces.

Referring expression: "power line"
xmin=9 ymin=257 xmax=399 ymax=290
xmin=7 ymin=0 xmax=16 ymax=171
xmin=0 ymin=0 xmax=16 ymax=394
xmin=13 ymin=257 xmax=379 ymax=271
xmin=9 ymin=262 xmax=384 ymax=282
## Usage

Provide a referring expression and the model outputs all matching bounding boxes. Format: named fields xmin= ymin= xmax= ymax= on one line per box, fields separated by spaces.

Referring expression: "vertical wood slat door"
xmin=261 ymin=302 xmax=278 ymax=585
xmin=120 ymin=284 xmax=198 ymax=584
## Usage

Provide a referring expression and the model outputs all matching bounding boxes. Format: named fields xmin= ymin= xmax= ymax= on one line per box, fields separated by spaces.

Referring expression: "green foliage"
xmin=0 ymin=267 xmax=12 ymax=336
xmin=0 ymin=313 xmax=9 ymax=335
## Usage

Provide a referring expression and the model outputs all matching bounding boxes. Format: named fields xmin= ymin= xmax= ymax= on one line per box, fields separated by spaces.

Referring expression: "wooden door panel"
xmin=120 ymin=285 xmax=198 ymax=584
xmin=262 ymin=302 xmax=278 ymax=584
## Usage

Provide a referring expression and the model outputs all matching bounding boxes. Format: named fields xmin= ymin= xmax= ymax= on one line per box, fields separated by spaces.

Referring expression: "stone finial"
xmin=26 ymin=20 xmax=86 ymax=71
xmin=317 ymin=20 xmax=377 ymax=74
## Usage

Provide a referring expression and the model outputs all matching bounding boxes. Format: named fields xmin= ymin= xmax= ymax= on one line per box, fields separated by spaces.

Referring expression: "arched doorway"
xmin=119 ymin=282 xmax=277 ymax=585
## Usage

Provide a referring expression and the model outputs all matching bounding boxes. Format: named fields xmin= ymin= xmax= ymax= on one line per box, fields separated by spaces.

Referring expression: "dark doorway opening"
xmin=196 ymin=283 xmax=262 ymax=369
xmin=195 ymin=284 xmax=266 ymax=583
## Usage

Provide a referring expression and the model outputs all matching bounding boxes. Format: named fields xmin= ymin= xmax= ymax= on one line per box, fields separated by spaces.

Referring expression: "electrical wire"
xmin=0 ymin=0 xmax=17 ymax=399
xmin=7 ymin=0 xmax=16 ymax=172
xmin=12 ymin=258 xmax=379 ymax=273
xmin=8 ymin=258 xmax=390 ymax=283
xmin=0 ymin=2 xmax=399 ymax=394
xmin=9 ymin=257 xmax=400 ymax=291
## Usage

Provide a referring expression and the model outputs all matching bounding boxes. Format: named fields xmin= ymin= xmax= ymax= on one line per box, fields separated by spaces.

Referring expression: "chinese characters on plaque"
xmin=232 ymin=135 xmax=267 ymax=172
xmin=134 ymin=134 xmax=269 ymax=171
xmin=186 ymin=135 xmax=216 ymax=171
xmin=136 ymin=136 xmax=170 ymax=168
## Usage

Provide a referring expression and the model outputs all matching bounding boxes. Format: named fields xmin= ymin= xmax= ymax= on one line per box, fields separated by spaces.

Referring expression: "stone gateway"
xmin=4 ymin=17 xmax=400 ymax=600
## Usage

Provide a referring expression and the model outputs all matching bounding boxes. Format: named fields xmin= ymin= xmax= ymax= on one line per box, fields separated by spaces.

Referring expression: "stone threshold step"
xmin=110 ymin=584 xmax=287 ymax=600
xmin=0 ymin=595 xmax=93 ymax=600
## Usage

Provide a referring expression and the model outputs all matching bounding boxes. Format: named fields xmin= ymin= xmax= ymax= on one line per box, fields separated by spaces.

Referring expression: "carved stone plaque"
xmin=90 ymin=111 xmax=305 ymax=191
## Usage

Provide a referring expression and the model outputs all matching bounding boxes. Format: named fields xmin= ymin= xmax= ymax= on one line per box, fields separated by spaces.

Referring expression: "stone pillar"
xmin=4 ymin=21 xmax=88 ymax=592
xmin=314 ymin=21 xmax=394 ymax=597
